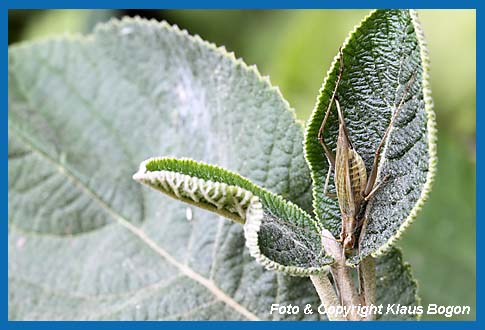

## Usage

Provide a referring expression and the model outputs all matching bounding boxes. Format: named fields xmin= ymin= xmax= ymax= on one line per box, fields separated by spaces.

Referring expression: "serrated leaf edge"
xmin=102 ymin=17 xmax=306 ymax=136
xmin=9 ymin=17 xmax=307 ymax=137
xmin=371 ymin=10 xmax=438 ymax=259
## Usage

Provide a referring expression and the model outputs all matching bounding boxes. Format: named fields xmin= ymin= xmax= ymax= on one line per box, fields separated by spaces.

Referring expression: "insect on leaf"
xmin=304 ymin=9 xmax=437 ymax=265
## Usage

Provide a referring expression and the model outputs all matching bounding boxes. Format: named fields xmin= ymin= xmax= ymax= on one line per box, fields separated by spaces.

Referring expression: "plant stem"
xmin=319 ymin=228 xmax=362 ymax=320
xmin=359 ymin=255 xmax=376 ymax=320
xmin=310 ymin=273 xmax=345 ymax=321
xmin=312 ymin=228 xmax=377 ymax=321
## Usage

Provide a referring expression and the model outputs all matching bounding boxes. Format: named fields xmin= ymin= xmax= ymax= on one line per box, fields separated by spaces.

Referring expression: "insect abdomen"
xmin=335 ymin=148 xmax=367 ymax=217
xmin=349 ymin=149 xmax=367 ymax=202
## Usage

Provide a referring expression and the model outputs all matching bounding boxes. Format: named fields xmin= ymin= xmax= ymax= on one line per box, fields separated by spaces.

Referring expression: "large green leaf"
xmin=8 ymin=18 xmax=317 ymax=320
xmin=9 ymin=16 xmax=419 ymax=320
xmin=304 ymin=10 xmax=437 ymax=265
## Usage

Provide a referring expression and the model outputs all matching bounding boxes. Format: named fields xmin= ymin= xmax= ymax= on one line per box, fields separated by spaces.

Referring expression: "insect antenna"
xmin=386 ymin=72 xmax=418 ymax=135
xmin=317 ymin=47 xmax=345 ymax=147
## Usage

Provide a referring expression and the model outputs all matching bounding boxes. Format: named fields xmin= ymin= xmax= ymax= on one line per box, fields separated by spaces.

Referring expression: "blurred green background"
xmin=8 ymin=9 xmax=476 ymax=320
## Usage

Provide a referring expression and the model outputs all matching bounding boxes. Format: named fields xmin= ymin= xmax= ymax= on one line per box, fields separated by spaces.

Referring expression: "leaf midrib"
xmin=9 ymin=123 xmax=260 ymax=321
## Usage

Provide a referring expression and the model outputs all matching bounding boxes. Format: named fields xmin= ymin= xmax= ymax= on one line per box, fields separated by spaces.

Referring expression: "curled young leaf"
xmin=134 ymin=157 xmax=334 ymax=275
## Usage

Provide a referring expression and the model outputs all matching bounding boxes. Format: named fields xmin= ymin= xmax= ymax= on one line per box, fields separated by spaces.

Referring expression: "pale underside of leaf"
xmin=304 ymin=9 xmax=437 ymax=265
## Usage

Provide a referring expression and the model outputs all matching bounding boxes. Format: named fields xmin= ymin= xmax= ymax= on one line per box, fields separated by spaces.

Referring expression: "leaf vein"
xmin=9 ymin=124 xmax=259 ymax=321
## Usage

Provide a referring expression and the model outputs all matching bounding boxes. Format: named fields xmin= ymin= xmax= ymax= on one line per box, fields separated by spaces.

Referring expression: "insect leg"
xmin=364 ymin=174 xmax=390 ymax=201
xmin=357 ymin=207 xmax=371 ymax=257
xmin=323 ymin=167 xmax=337 ymax=198
xmin=363 ymin=73 xmax=417 ymax=197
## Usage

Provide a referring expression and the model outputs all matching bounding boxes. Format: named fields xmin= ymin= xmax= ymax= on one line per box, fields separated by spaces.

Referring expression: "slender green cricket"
xmin=318 ymin=48 xmax=415 ymax=254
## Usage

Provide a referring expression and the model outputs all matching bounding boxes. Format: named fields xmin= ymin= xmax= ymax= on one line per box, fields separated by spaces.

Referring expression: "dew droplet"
xmin=185 ymin=207 xmax=193 ymax=221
